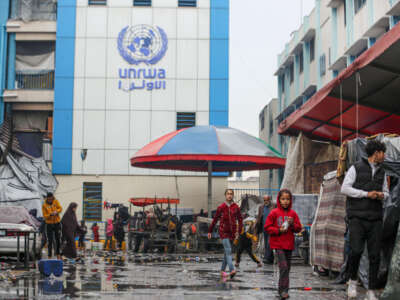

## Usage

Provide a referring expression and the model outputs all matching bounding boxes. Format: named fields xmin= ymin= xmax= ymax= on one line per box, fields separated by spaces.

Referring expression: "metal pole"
xmin=207 ymin=161 xmax=212 ymax=218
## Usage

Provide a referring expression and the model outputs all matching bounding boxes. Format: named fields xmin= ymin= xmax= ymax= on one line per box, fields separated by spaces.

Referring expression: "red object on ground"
xmin=278 ymin=21 xmax=400 ymax=142
xmin=129 ymin=198 xmax=180 ymax=207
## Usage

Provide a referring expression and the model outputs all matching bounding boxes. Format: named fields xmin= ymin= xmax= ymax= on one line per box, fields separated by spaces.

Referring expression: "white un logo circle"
xmin=117 ymin=25 xmax=168 ymax=65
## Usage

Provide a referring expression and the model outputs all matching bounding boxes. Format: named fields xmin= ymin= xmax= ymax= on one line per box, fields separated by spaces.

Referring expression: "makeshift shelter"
xmin=0 ymin=120 xmax=57 ymax=217
xmin=131 ymin=126 xmax=285 ymax=216
xmin=281 ymin=133 xmax=339 ymax=194
xmin=311 ymin=134 xmax=400 ymax=292
xmin=310 ymin=171 xmax=347 ymax=272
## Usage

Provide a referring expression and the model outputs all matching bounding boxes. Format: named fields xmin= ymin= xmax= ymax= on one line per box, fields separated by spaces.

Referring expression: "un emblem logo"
xmin=117 ymin=25 xmax=168 ymax=65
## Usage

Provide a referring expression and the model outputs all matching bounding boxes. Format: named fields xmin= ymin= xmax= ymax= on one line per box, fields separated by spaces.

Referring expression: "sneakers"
xmin=365 ymin=290 xmax=378 ymax=300
xmin=347 ymin=280 xmax=358 ymax=299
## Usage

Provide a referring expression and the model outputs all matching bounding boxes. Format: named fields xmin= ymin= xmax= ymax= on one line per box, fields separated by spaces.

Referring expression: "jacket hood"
xmin=276 ymin=193 xmax=292 ymax=211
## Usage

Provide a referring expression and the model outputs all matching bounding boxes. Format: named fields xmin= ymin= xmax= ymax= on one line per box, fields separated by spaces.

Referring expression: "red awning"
xmin=278 ymin=21 xmax=400 ymax=143
xmin=129 ymin=198 xmax=180 ymax=207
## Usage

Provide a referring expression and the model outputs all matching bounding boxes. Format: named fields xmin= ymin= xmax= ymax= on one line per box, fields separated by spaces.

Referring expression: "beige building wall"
xmin=259 ymin=99 xmax=281 ymax=191
xmin=55 ymin=175 xmax=227 ymax=222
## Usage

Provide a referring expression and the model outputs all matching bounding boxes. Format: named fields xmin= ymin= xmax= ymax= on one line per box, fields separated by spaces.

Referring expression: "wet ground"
xmin=0 ymin=252 xmax=367 ymax=299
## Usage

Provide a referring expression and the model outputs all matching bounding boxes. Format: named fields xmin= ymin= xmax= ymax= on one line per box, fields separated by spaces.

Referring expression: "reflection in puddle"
xmin=0 ymin=253 xmax=348 ymax=299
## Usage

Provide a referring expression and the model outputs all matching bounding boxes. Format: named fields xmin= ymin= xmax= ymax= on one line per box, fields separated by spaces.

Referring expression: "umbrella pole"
xmin=208 ymin=161 xmax=212 ymax=218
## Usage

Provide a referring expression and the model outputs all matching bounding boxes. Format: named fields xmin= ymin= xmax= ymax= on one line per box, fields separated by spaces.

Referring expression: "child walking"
xmin=235 ymin=217 xmax=262 ymax=268
xmin=264 ymin=189 xmax=302 ymax=299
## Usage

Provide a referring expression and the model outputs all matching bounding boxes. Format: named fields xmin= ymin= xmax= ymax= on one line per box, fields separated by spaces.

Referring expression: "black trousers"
xmin=236 ymin=237 xmax=260 ymax=264
xmin=348 ymin=217 xmax=382 ymax=290
xmin=134 ymin=234 xmax=149 ymax=253
xmin=276 ymin=249 xmax=292 ymax=295
xmin=46 ymin=223 xmax=61 ymax=257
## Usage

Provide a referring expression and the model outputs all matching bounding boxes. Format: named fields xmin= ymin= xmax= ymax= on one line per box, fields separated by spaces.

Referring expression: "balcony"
xmin=10 ymin=0 xmax=57 ymax=22
xmin=15 ymin=70 xmax=54 ymax=90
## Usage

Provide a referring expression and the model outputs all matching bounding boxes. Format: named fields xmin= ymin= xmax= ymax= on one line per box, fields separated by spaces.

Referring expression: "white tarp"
xmin=0 ymin=206 xmax=40 ymax=229
xmin=0 ymin=145 xmax=58 ymax=217
xmin=15 ymin=51 xmax=54 ymax=72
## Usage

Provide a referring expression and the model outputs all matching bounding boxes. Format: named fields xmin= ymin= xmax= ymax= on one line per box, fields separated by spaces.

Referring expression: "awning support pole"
xmin=207 ymin=161 xmax=212 ymax=218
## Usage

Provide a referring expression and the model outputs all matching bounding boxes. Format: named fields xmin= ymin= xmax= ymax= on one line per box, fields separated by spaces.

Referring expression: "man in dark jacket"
xmin=208 ymin=189 xmax=243 ymax=279
xmin=256 ymin=195 xmax=274 ymax=264
xmin=341 ymin=140 xmax=388 ymax=300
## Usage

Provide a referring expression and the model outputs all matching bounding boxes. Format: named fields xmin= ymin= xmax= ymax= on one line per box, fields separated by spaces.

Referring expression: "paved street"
xmin=0 ymin=252 xmax=368 ymax=299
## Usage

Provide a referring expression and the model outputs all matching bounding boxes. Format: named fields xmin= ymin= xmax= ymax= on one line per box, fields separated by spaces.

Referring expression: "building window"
xmin=354 ymin=0 xmax=366 ymax=14
xmin=289 ymin=63 xmax=294 ymax=84
xmin=178 ymin=0 xmax=197 ymax=7
xmin=269 ymin=170 xmax=273 ymax=182
xmin=320 ymin=54 xmax=326 ymax=76
xmin=280 ymin=75 xmax=285 ymax=93
xmin=177 ymin=112 xmax=196 ymax=130
xmin=329 ymin=48 xmax=331 ymax=66
xmin=83 ymin=182 xmax=102 ymax=222
xmin=134 ymin=0 xmax=151 ymax=6
xmin=88 ymin=0 xmax=107 ymax=5
xmin=260 ymin=113 xmax=265 ymax=130
xmin=299 ymin=50 xmax=304 ymax=74
xmin=269 ymin=119 xmax=274 ymax=136
xmin=310 ymin=38 xmax=315 ymax=62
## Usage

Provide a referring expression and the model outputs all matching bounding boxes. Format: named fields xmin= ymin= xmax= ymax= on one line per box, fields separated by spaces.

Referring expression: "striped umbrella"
xmin=131 ymin=126 xmax=285 ymax=216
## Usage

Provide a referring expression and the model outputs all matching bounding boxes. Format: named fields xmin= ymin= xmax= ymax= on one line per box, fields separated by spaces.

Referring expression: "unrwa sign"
xmin=117 ymin=25 xmax=168 ymax=92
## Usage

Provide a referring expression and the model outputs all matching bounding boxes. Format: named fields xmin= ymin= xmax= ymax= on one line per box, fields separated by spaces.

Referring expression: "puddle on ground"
xmin=0 ymin=252 xmax=351 ymax=299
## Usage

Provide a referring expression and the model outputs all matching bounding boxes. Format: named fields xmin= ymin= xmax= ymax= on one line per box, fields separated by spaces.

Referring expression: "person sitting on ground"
xmin=91 ymin=223 xmax=99 ymax=243
xmin=265 ymin=189 xmax=302 ymax=300
xmin=78 ymin=220 xmax=87 ymax=251
xmin=61 ymin=202 xmax=85 ymax=260
xmin=104 ymin=219 xmax=113 ymax=250
xmin=235 ymin=217 xmax=262 ymax=268
xmin=42 ymin=192 xmax=62 ymax=259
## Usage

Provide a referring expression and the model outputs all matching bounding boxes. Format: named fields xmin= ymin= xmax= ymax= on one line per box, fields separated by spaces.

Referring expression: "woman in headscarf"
xmin=61 ymin=202 xmax=84 ymax=259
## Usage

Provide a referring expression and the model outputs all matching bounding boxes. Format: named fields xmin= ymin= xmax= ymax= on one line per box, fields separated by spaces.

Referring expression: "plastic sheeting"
xmin=281 ymin=133 xmax=339 ymax=193
xmin=292 ymin=194 xmax=319 ymax=226
xmin=381 ymin=222 xmax=400 ymax=300
xmin=0 ymin=206 xmax=40 ymax=229
xmin=0 ymin=144 xmax=58 ymax=217
xmin=337 ymin=135 xmax=400 ymax=289
xmin=10 ymin=0 xmax=57 ymax=22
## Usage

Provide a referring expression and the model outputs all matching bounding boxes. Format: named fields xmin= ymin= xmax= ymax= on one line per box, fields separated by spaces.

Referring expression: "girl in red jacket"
xmin=264 ymin=189 xmax=302 ymax=299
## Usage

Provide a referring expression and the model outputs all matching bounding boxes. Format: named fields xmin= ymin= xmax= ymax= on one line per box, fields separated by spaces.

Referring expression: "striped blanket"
xmin=311 ymin=172 xmax=346 ymax=272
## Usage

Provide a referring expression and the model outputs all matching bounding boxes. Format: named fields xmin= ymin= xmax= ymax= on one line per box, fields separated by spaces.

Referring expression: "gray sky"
xmin=230 ymin=0 xmax=315 ymax=136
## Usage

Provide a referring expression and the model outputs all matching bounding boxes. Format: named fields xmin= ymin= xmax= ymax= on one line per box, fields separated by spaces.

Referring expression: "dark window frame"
xmin=177 ymin=112 xmax=196 ymax=130
xmin=289 ymin=63 xmax=294 ymax=84
xmin=88 ymin=0 xmax=107 ymax=5
xmin=133 ymin=0 xmax=152 ymax=6
xmin=83 ymin=182 xmax=102 ymax=222
xmin=309 ymin=37 xmax=315 ymax=62
xmin=320 ymin=53 xmax=326 ymax=76
xmin=354 ymin=0 xmax=366 ymax=14
xmin=299 ymin=50 xmax=304 ymax=74
xmin=178 ymin=0 xmax=197 ymax=7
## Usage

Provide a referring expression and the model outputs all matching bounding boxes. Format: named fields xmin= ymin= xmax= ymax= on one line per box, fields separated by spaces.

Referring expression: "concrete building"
xmin=275 ymin=0 xmax=400 ymax=151
xmin=0 ymin=0 xmax=230 ymax=221
xmin=258 ymin=98 xmax=281 ymax=190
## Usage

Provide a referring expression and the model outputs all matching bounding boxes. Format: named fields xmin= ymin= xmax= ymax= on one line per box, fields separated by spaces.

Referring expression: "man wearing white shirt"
xmin=341 ymin=140 xmax=387 ymax=300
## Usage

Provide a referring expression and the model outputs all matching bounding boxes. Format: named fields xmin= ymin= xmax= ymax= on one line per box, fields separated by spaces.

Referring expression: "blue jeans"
xmin=221 ymin=238 xmax=235 ymax=272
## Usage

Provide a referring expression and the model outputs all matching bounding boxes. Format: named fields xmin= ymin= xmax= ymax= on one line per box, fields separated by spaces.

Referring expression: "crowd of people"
xmin=36 ymin=139 xmax=387 ymax=300
xmin=207 ymin=140 xmax=387 ymax=300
